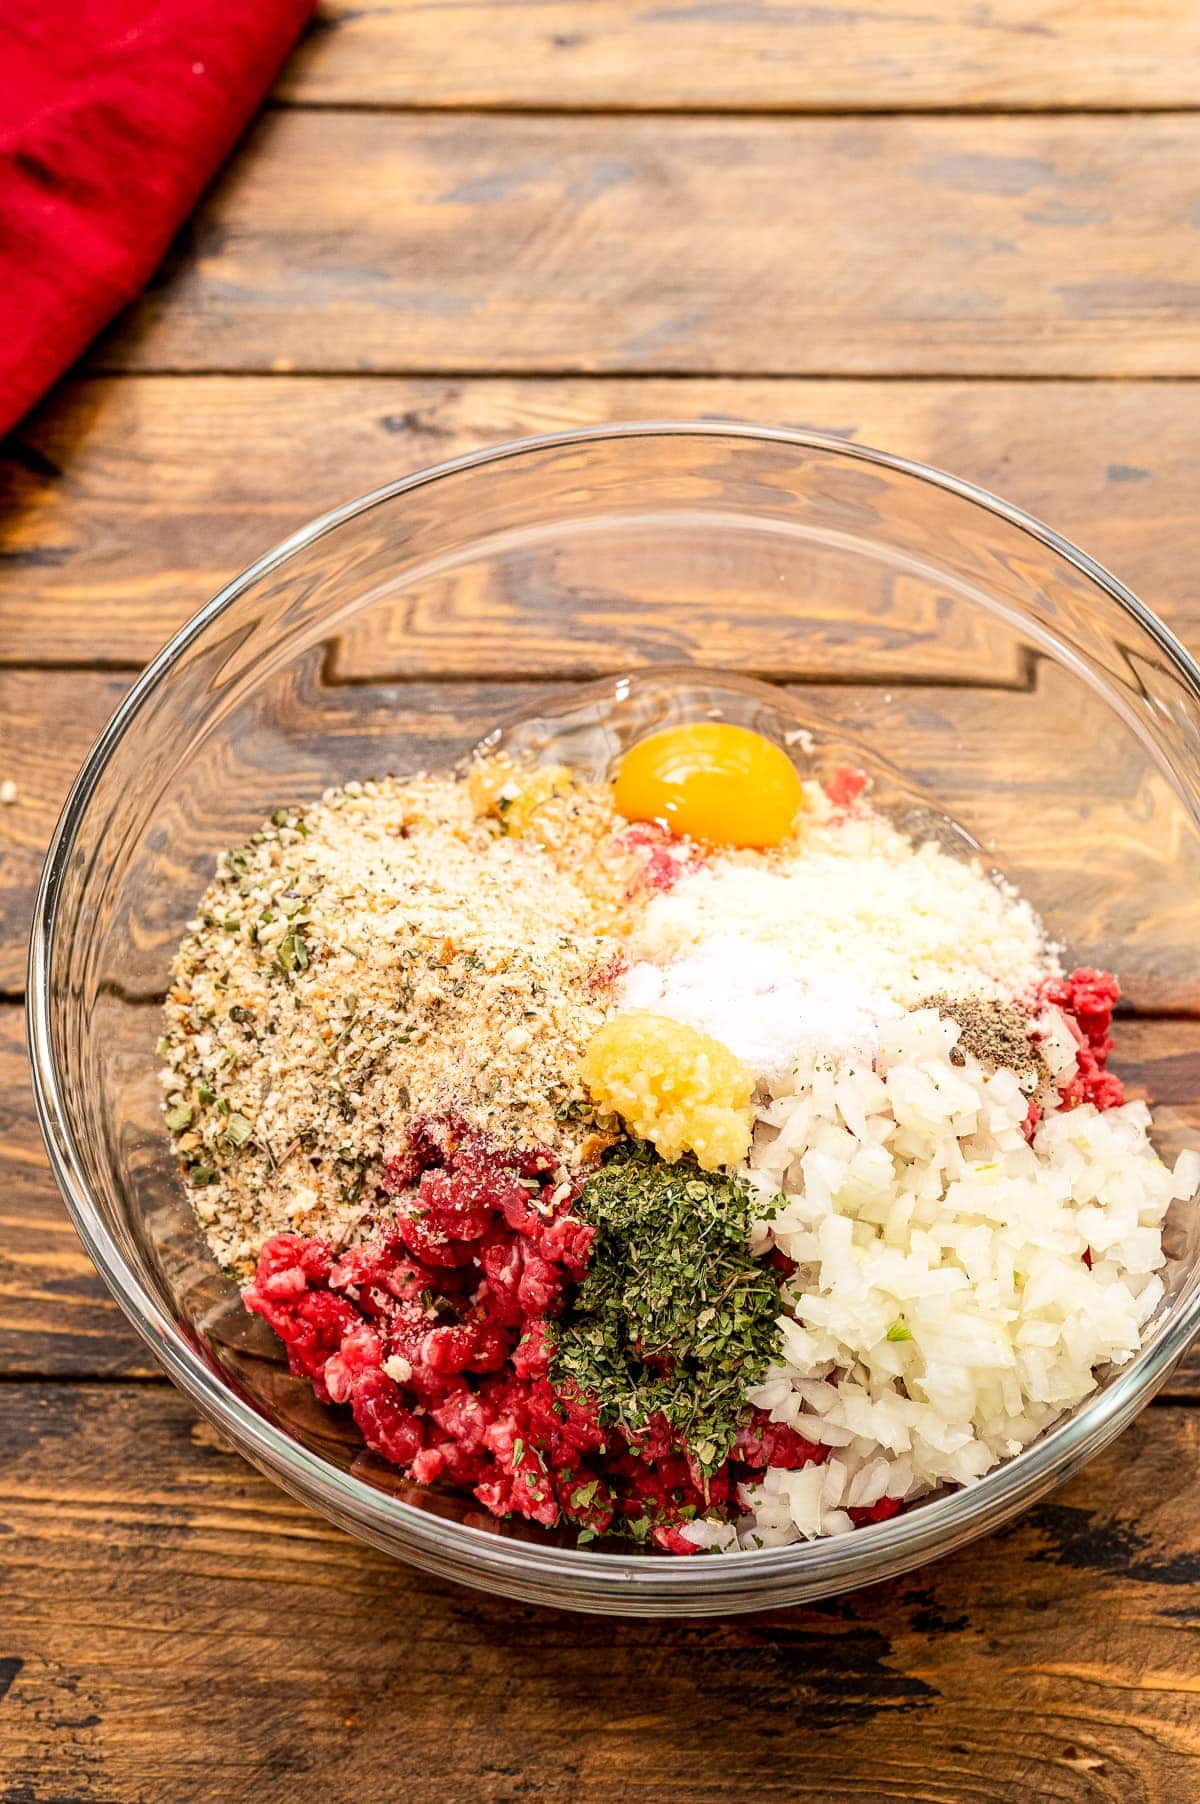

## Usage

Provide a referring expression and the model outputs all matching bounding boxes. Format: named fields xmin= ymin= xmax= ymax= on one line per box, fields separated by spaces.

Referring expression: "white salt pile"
xmin=620 ymin=937 xmax=896 ymax=1081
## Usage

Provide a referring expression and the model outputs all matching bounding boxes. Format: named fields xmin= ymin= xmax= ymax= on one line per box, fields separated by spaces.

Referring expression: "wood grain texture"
xmin=91 ymin=112 xmax=1200 ymax=376
xmin=5 ymin=0 xmax=1200 ymax=1773
xmin=279 ymin=0 xmax=1200 ymax=111
xmin=5 ymin=991 xmax=1200 ymax=1387
xmin=5 ymin=1382 xmax=1200 ymax=1801
xmin=8 ymin=669 xmax=1200 ymax=1008
xmin=0 ymin=1008 xmax=155 ymax=1379
xmin=0 ymin=671 xmax=130 ymax=992
xmin=5 ymin=374 xmax=1200 ymax=668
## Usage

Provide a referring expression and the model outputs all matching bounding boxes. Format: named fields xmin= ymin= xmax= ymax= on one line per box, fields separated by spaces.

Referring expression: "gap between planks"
xmin=327 ymin=648 xmax=1041 ymax=695
xmin=267 ymin=101 xmax=1200 ymax=119
xmin=72 ymin=368 xmax=1200 ymax=385
xmin=0 ymin=658 xmax=1041 ymax=687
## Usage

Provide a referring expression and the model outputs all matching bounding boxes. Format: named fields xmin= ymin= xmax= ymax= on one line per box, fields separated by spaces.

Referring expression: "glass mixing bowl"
xmin=28 ymin=424 xmax=1200 ymax=1616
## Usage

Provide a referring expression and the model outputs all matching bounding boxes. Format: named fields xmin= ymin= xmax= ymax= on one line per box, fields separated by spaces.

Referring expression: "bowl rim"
xmin=26 ymin=420 xmax=1200 ymax=1606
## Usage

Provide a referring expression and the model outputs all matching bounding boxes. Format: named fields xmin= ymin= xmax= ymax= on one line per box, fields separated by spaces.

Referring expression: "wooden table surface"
xmin=5 ymin=6 xmax=1200 ymax=1799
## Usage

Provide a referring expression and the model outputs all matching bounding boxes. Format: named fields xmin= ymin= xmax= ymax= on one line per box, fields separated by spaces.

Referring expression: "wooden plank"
xmin=0 ymin=1007 xmax=155 ymax=1379
xmin=91 ymin=112 xmax=1200 ymax=376
xmin=0 ymin=672 xmax=131 ymax=992
xmin=5 ymin=1382 xmax=1200 ymax=1799
xmin=6 ymin=982 xmax=1200 ymax=1385
xmin=8 ymin=662 xmax=1200 ymax=1364
xmin=0 ymin=676 xmax=564 ymax=996
xmin=6 ymin=375 xmax=1200 ymax=671
xmin=7 ymin=669 xmax=1200 ymax=1004
xmin=280 ymin=0 xmax=1200 ymax=112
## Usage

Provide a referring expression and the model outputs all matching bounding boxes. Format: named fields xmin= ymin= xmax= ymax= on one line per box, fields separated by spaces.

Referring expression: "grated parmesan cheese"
xmin=627 ymin=810 xmax=1058 ymax=1010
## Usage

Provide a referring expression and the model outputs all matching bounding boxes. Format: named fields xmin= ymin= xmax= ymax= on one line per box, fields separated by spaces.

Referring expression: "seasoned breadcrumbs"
xmin=160 ymin=759 xmax=640 ymax=1273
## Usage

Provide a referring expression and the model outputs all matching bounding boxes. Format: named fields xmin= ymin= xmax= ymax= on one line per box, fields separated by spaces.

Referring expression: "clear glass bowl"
xmin=28 ymin=424 xmax=1200 ymax=1616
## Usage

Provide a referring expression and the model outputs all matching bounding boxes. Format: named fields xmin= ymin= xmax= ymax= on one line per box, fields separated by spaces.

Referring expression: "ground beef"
xmin=616 ymin=820 xmax=696 ymax=896
xmin=848 ymin=1496 xmax=903 ymax=1527
xmin=825 ymin=765 xmax=868 ymax=810
xmin=1037 ymin=966 xmax=1125 ymax=1113
xmin=244 ymin=1119 xmax=824 ymax=1554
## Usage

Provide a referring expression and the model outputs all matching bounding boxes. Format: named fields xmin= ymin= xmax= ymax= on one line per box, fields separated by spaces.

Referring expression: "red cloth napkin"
xmin=0 ymin=0 xmax=316 ymax=439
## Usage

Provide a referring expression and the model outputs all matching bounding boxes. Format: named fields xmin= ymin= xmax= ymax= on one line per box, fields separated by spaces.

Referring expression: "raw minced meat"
xmin=245 ymin=1120 xmax=823 ymax=1551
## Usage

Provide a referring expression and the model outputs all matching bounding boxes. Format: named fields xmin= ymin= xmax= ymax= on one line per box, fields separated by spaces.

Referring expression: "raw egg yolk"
xmin=613 ymin=722 xmax=804 ymax=848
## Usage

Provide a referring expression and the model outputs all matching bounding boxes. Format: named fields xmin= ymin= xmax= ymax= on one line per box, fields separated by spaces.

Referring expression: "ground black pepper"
xmin=925 ymin=991 xmax=1046 ymax=1087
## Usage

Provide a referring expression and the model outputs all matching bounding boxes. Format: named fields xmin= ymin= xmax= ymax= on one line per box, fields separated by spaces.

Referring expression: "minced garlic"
xmin=581 ymin=1010 xmax=755 ymax=1171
